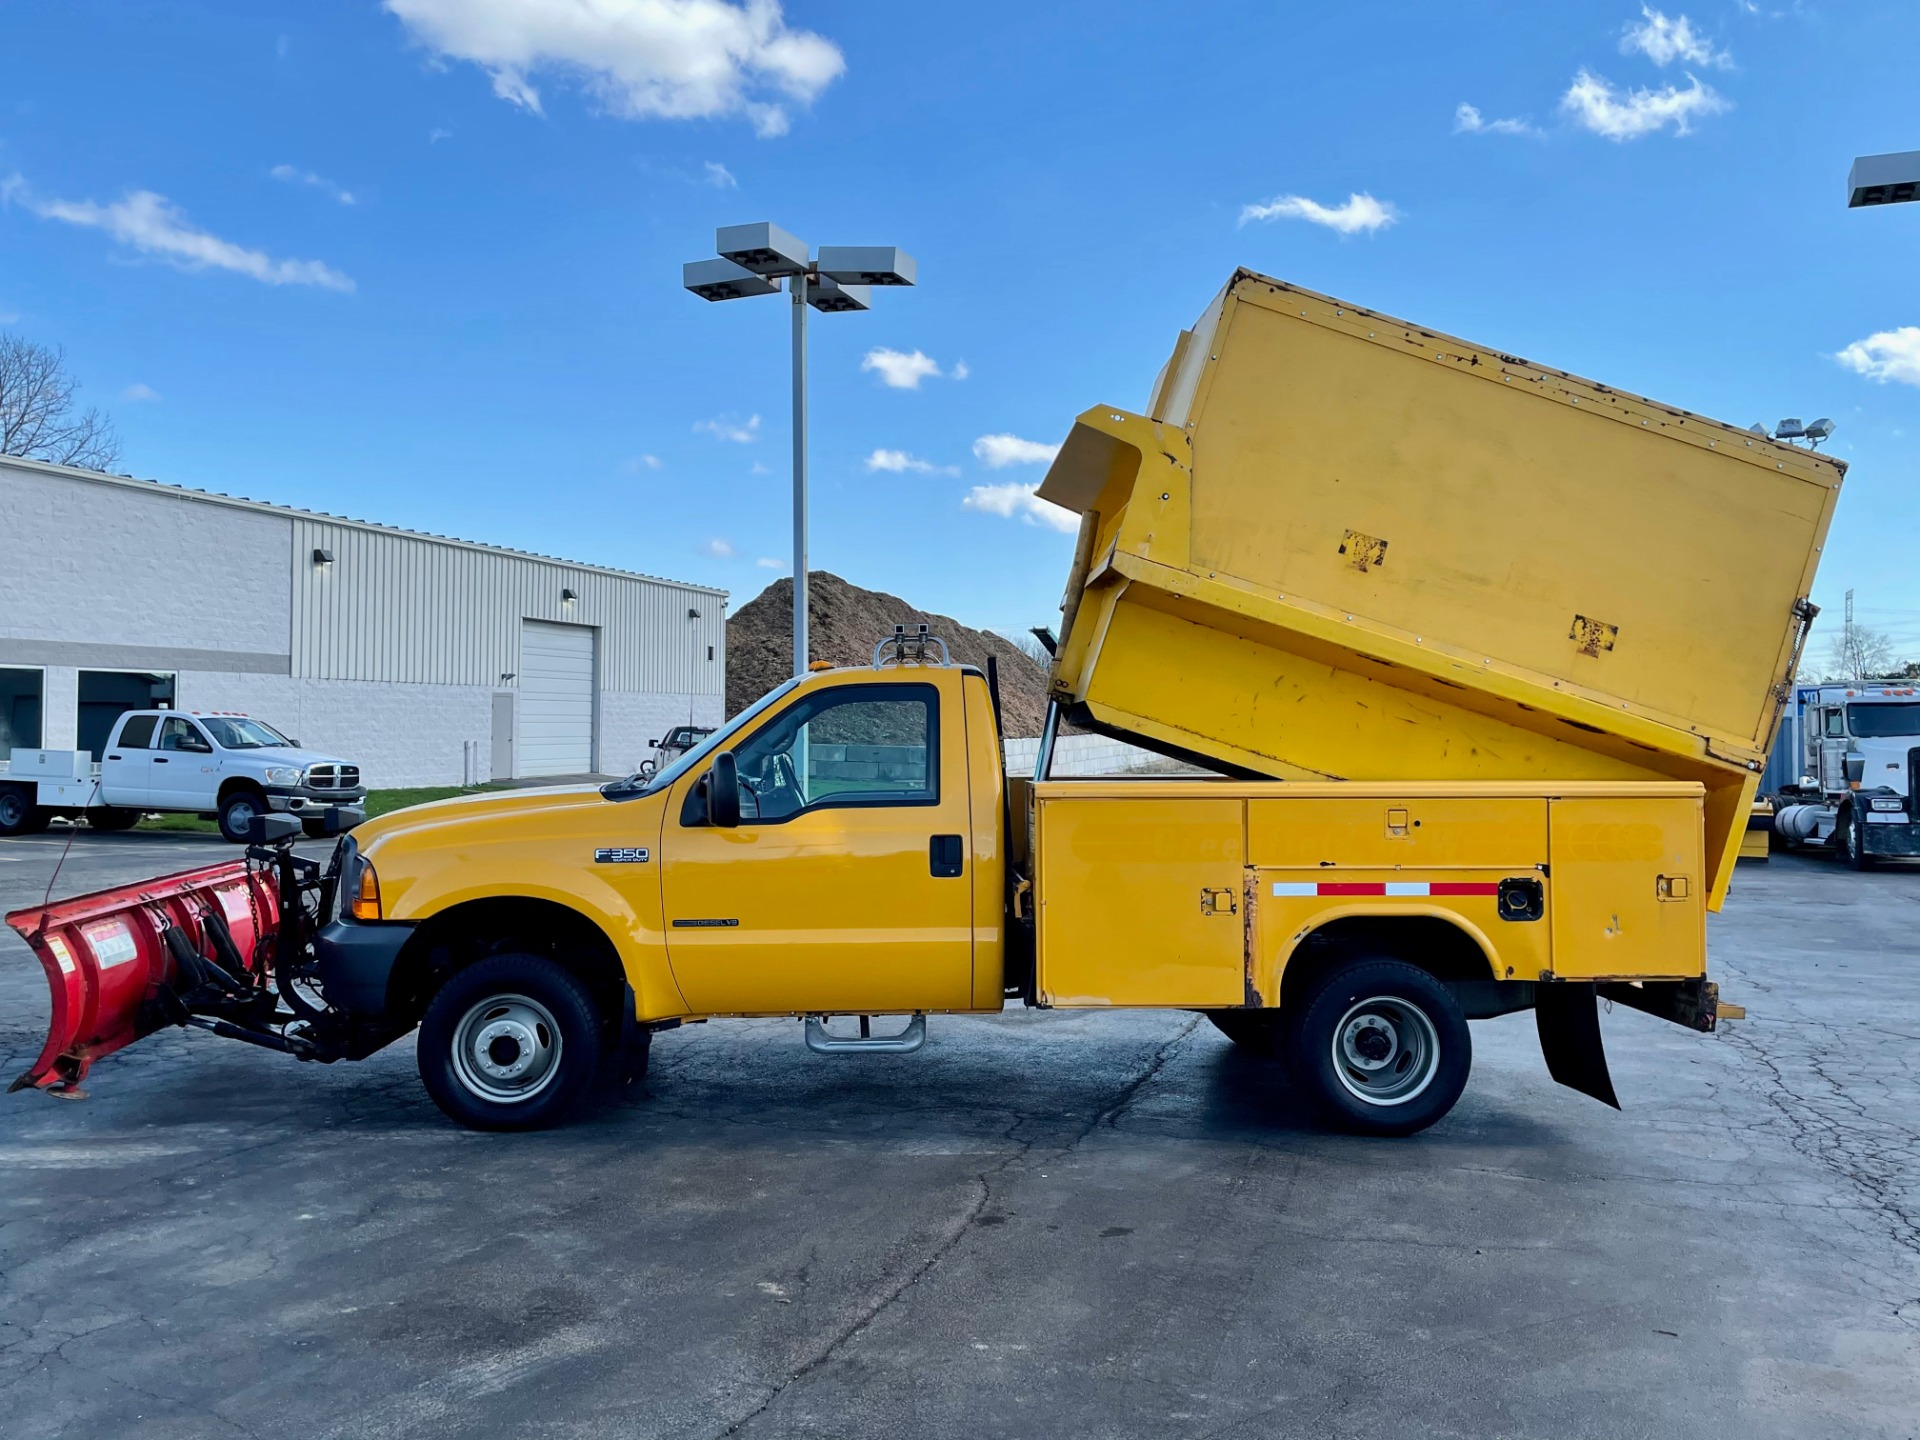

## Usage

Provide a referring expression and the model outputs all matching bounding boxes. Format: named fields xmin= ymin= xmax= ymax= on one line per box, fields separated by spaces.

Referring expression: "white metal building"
xmin=0 ymin=455 xmax=726 ymax=787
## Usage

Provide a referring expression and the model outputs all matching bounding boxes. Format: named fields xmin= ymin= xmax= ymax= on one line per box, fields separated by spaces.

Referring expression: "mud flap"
xmin=1535 ymin=981 xmax=1620 ymax=1110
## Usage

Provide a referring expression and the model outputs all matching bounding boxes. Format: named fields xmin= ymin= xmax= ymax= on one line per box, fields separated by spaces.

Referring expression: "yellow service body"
xmin=351 ymin=663 xmax=1706 ymax=1025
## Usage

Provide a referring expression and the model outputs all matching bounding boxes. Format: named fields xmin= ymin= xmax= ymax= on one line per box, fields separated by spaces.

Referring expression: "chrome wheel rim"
xmin=227 ymin=798 xmax=256 ymax=829
xmin=1331 ymin=995 xmax=1440 ymax=1107
xmin=451 ymin=993 xmax=563 ymax=1104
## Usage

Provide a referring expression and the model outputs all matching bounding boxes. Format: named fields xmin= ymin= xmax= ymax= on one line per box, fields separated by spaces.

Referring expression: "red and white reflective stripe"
xmin=1270 ymin=881 xmax=1501 ymax=898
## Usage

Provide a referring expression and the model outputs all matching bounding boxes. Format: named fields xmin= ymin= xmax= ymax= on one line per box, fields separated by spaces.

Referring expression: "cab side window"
xmin=158 ymin=717 xmax=210 ymax=752
xmin=1824 ymin=709 xmax=1846 ymax=738
xmin=725 ymin=684 xmax=937 ymax=824
xmin=117 ymin=715 xmax=158 ymax=749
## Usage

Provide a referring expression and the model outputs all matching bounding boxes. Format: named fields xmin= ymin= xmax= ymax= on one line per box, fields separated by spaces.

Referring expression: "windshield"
xmin=200 ymin=717 xmax=292 ymax=749
xmin=1848 ymin=703 xmax=1920 ymax=739
xmin=603 ymin=678 xmax=802 ymax=800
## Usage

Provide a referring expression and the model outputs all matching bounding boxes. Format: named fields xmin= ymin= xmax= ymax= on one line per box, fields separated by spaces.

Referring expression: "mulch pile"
xmin=726 ymin=572 xmax=1053 ymax=736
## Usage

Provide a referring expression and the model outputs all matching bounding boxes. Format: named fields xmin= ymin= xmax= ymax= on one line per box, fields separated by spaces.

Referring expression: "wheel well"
xmin=1278 ymin=915 xmax=1496 ymax=1012
xmin=218 ymin=777 xmax=267 ymax=805
xmin=386 ymin=897 xmax=627 ymax=1033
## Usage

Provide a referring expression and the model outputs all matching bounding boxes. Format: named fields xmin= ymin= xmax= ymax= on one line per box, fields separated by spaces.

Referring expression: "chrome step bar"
xmin=804 ymin=1013 xmax=927 ymax=1054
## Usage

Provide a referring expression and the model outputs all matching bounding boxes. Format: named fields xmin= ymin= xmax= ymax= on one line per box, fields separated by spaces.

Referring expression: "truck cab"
xmin=1773 ymin=682 xmax=1920 ymax=867
xmin=99 ymin=710 xmax=367 ymax=842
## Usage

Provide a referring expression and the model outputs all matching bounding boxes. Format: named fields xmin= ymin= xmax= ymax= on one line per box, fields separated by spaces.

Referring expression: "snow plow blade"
xmin=6 ymin=862 xmax=280 ymax=1095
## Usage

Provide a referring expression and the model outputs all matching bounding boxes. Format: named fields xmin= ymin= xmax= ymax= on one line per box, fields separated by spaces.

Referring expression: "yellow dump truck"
xmin=8 ymin=270 xmax=1842 ymax=1137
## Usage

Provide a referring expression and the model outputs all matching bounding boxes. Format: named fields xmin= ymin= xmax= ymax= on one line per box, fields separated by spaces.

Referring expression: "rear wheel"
xmin=0 ymin=787 xmax=48 ymax=837
xmin=87 ymin=806 xmax=141 ymax=832
xmin=417 ymin=954 xmax=604 ymax=1131
xmin=217 ymin=788 xmax=269 ymax=844
xmin=1286 ymin=959 xmax=1471 ymax=1136
xmin=1205 ymin=1009 xmax=1283 ymax=1058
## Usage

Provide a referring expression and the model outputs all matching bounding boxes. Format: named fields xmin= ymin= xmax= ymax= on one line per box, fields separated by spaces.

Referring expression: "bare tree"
xmin=1821 ymin=621 xmax=1899 ymax=681
xmin=0 ymin=333 xmax=121 ymax=470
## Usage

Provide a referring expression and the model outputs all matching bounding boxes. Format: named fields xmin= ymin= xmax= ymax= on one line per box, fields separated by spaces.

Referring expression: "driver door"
xmin=658 ymin=676 xmax=974 ymax=1015
xmin=149 ymin=717 xmax=219 ymax=809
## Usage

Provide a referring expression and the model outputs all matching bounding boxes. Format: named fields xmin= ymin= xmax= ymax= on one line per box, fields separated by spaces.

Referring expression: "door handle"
xmin=154 ymin=758 xmax=169 ymax=764
xmin=929 ymin=834 xmax=964 ymax=878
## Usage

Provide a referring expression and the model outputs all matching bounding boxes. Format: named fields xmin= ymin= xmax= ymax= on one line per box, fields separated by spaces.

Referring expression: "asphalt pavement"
xmin=0 ymin=828 xmax=1916 ymax=1439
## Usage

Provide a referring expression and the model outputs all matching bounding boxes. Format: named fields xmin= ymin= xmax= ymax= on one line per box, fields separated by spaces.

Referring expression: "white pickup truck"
xmin=0 ymin=710 xmax=366 ymax=842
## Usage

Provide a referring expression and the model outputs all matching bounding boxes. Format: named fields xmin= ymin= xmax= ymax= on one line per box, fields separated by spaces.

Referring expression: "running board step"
xmin=804 ymin=1014 xmax=927 ymax=1054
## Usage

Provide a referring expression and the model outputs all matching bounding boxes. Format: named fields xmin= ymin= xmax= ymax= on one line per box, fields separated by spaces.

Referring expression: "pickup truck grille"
xmin=307 ymin=765 xmax=361 ymax=791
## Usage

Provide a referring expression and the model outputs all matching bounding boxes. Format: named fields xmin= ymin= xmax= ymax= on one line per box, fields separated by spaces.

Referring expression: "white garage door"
xmin=518 ymin=621 xmax=595 ymax=776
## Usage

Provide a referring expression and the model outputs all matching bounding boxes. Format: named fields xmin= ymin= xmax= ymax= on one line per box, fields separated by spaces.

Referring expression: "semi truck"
xmin=1770 ymin=681 xmax=1920 ymax=867
xmin=0 ymin=710 xmax=366 ymax=843
xmin=6 ymin=270 xmax=1842 ymax=1136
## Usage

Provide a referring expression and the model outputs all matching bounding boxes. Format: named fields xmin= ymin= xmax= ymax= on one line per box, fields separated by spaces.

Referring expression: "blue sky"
xmin=3 ymin=0 xmax=1917 ymax=656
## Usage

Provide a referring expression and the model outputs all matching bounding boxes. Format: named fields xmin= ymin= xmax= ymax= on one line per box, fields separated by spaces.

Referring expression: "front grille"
xmin=307 ymin=765 xmax=361 ymax=790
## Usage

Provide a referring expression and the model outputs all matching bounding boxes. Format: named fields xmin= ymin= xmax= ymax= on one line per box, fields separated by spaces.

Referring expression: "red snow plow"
xmin=6 ymin=810 xmax=366 ymax=1096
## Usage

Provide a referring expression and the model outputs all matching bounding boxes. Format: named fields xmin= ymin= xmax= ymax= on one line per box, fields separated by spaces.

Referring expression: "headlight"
xmin=1870 ymin=797 xmax=1905 ymax=812
xmin=264 ymin=766 xmax=305 ymax=786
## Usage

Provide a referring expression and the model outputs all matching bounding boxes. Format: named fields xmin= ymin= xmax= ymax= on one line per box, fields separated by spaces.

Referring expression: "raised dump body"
xmin=1036 ymin=269 xmax=1844 ymax=906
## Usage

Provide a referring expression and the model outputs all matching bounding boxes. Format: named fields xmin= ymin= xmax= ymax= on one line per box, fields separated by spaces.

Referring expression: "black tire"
xmin=0 ymin=786 xmax=47 ymax=837
xmin=301 ymin=818 xmax=332 ymax=840
xmin=1836 ymin=805 xmax=1871 ymax=871
xmin=417 ymin=954 xmax=604 ymax=1131
xmin=1285 ymin=959 xmax=1471 ymax=1137
xmin=1205 ymin=1009 xmax=1283 ymax=1058
xmin=217 ymin=788 xmax=269 ymax=844
xmin=87 ymin=806 xmax=141 ymax=832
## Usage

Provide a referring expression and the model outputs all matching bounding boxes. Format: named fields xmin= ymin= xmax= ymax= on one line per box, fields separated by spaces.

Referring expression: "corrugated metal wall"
xmin=290 ymin=518 xmax=724 ymax=694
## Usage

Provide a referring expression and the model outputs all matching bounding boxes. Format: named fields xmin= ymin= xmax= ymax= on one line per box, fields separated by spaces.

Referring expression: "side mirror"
xmin=648 ymin=738 xmax=659 ymax=748
xmin=1845 ymin=753 xmax=1866 ymax=783
xmin=705 ymin=751 xmax=742 ymax=827
xmin=288 ymin=737 xmax=301 ymax=747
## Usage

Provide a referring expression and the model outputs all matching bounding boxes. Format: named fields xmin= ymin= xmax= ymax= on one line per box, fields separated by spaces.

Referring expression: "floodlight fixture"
xmin=1749 ymin=423 xmax=1769 ymax=436
xmin=683 ymin=258 xmax=781 ymax=302
xmin=804 ymin=275 xmax=872 ymax=313
xmin=1848 ymin=150 xmax=1920 ymax=208
xmin=1774 ymin=417 xmax=1806 ymax=440
xmin=682 ymin=221 xmax=918 ymax=678
xmin=716 ymin=222 xmax=811 ymax=277
xmin=816 ymin=246 xmax=917 ymax=287
xmin=1804 ymin=417 xmax=1836 ymax=446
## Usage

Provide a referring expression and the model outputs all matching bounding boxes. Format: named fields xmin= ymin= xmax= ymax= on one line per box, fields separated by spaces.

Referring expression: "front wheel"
xmin=217 ymin=789 xmax=268 ymax=844
xmin=1287 ymin=959 xmax=1471 ymax=1137
xmin=417 ymin=954 xmax=604 ymax=1131
xmin=1836 ymin=806 xmax=1871 ymax=871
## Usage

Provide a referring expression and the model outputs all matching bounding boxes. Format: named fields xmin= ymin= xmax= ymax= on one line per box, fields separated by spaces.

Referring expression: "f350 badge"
xmin=594 ymin=847 xmax=650 ymax=864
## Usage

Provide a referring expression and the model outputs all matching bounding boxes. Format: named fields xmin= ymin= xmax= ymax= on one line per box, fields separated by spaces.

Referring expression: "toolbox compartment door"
xmin=1548 ymin=797 xmax=1705 ymax=980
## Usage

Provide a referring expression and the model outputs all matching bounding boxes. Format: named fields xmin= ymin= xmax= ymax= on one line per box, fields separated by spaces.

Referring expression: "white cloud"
xmin=1835 ymin=327 xmax=1920 ymax=388
xmin=384 ymin=0 xmax=845 ymax=138
xmin=695 ymin=413 xmax=760 ymax=443
xmin=963 ymin=482 xmax=1079 ymax=534
xmin=1239 ymin=191 xmax=1398 ymax=235
xmin=972 ymin=433 xmax=1060 ymax=468
xmin=121 ymin=382 xmax=160 ymax=402
xmin=750 ymin=460 xmax=770 ymax=474
xmin=1622 ymin=8 xmax=1732 ymax=68
xmin=271 ymin=163 xmax=357 ymax=205
xmin=704 ymin=537 xmax=737 ymax=558
xmin=756 ymin=556 xmax=783 ymax=569
xmin=1454 ymin=103 xmax=1537 ymax=137
xmin=704 ymin=161 xmax=737 ymax=188
xmin=429 ymin=127 xmax=453 ymax=143
xmin=864 ymin=448 xmax=956 ymax=475
xmin=3 ymin=177 xmax=354 ymax=291
xmin=860 ymin=347 xmax=960 ymax=389
xmin=1560 ymin=69 xmax=1728 ymax=140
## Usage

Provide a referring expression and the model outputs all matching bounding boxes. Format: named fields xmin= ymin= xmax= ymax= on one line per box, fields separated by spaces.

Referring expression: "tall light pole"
xmin=684 ymin=224 xmax=916 ymax=677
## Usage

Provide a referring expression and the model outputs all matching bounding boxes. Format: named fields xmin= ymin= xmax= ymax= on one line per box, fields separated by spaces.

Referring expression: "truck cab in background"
xmin=1772 ymin=682 xmax=1920 ymax=868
